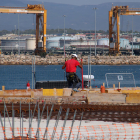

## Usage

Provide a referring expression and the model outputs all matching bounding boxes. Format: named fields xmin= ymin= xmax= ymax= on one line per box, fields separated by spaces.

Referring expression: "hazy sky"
xmin=32 ymin=0 xmax=140 ymax=5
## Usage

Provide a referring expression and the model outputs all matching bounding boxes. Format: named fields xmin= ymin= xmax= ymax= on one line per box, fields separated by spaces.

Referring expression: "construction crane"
xmin=109 ymin=6 xmax=140 ymax=55
xmin=0 ymin=4 xmax=47 ymax=54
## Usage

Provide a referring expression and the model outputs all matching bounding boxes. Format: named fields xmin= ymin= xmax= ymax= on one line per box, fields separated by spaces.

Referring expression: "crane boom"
xmin=0 ymin=4 xmax=47 ymax=53
xmin=109 ymin=6 xmax=140 ymax=55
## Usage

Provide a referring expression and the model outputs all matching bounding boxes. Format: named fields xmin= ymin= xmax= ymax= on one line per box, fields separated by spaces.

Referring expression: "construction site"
xmin=1 ymin=4 xmax=140 ymax=140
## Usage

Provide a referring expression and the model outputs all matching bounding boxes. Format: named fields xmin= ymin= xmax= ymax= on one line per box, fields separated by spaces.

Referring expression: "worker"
xmin=26 ymin=81 xmax=30 ymax=89
xmin=62 ymin=54 xmax=83 ymax=91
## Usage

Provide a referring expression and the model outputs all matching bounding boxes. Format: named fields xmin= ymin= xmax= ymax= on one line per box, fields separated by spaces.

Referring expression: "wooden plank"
xmin=88 ymin=93 xmax=126 ymax=103
xmin=0 ymin=95 xmax=31 ymax=97
xmin=72 ymin=90 xmax=88 ymax=97
xmin=126 ymin=93 xmax=140 ymax=103
xmin=63 ymin=88 xmax=72 ymax=96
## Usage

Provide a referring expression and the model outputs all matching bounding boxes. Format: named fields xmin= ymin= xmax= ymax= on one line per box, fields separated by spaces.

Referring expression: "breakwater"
xmin=0 ymin=54 xmax=140 ymax=65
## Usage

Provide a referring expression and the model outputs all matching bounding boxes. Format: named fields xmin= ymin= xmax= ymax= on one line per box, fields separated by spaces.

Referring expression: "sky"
xmin=30 ymin=0 xmax=140 ymax=5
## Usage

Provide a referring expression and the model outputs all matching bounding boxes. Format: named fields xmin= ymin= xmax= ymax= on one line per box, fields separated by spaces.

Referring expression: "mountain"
xmin=0 ymin=0 xmax=140 ymax=31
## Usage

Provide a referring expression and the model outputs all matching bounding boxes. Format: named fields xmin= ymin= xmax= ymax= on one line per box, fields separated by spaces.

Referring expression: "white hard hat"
xmin=72 ymin=54 xmax=77 ymax=58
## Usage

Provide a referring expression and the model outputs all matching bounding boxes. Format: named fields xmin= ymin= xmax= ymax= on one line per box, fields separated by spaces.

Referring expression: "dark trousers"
xmin=66 ymin=72 xmax=82 ymax=89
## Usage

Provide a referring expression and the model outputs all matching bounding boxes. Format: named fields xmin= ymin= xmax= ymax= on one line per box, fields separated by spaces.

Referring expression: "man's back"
xmin=65 ymin=59 xmax=79 ymax=73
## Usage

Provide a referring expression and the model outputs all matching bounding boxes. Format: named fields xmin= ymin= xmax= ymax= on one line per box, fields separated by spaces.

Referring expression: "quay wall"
xmin=0 ymin=54 xmax=140 ymax=65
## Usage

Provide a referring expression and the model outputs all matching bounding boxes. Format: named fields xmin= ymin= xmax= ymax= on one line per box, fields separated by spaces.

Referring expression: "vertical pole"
xmin=76 ymin=112 xmax=84 ymax=140
xmin=0 ymin=114 xmax=5 ymax=139
xmin=43 ymin=10 xmax=47 ymax=52
xmin=118 ymin=82 xmax=120 ymax=89
xmin=34 ymin=55 xmax=36 ymax=89
xmin=43 ymin=105 xmax=54 ymax=139
xmin=12 ymin=103 xmax=14 ymax=137
xmin=63 ymin=15 xmax=66 ymax=58
xmin=88 ymin=56 xmax=89 ymax=88
xmin=30 ymin=110 xmax=32 ymax=138
xmin=51 ymin=106 xmax=62 ymax=140
xmin=29 ymin=102 xmax=30 ymax=138
xmin=32 ymin=56 xmax=33 ymax=89
xmin=90 ymin=31 xmax=91 ymax=88
xmin=132 ymin=15 xmax=133 ymax=55
xmin=18 ymin=14 xmax=20 ymax=55
xmin=22 ymin=112 xmax=23 ymax=139
xmin=36 ymin=14 xmax=39 ymax=51
xmin=36 ymin=102 xmax=46 ymax=137
xmin=63 ymin=15 xmax=66 ymax=80
xmin=59 ymin=108 xmax=70 ymax=140
xmin=93 ymin=7 xmax=97 ymax=56
xmin=68 ymin=110 xmax=77 ymax=140
xmin=38 ymin=108 xmax=40 ymax=139
xmin=116 ymin=13 xmax=120 ymax=53
xmin=20 ymin=100 xmax=21 ymax=136
xmin=4 ymin=101 xmax=5 ymax=138
xmin=4 ymin=102 xmax=12 ymax=128
xmin=109 ymin=10 xmax=113 ymax=53
xmin=81 ymin=59 xmax=84 ymax=90
xmin=103 ymin=43 xmax=104 ymax=55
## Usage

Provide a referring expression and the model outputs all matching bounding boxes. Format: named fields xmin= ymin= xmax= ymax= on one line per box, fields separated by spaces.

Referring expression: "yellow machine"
xmin=109 ymin=6 xmax=140 ymax=55
xmin=0 ymin=4 xmax=47 ymax=53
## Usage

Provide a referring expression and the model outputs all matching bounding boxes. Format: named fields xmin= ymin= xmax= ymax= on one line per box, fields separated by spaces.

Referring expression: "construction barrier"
xmin=0 ymin=123 xmax=140 ymax=139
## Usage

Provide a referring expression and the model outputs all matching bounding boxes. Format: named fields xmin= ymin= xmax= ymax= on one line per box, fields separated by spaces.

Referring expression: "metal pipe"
xmin=63 ymin=15 xmax=66 ymax=58
xmin=32 ymin=56 xmax=33 ymax=89
xmin=0 ymin=114 xmax=5 ymax=139
xmin=132 ymin=15 xmax=133 ymax=55
xmin=29 ymin=102 xmax=30 ymax=138
xmin=51 ymin=106 xmax=62 ymax=140
xmin=59 ymin=108 xmax=70 ymax=140
xmin=4 ymin=102 xmax=5 ymax=139
xmin=36 ymin=102 xmax=46 ymax=137
xmin=76 ymin=112 xmax=84 ymax=140
xmin=22 ymin=112 xmax=23 ymax=140
xmin=40 ymin=101 xmax=46 ymax=119
xmin=88 ymin=55 xmax=89 ymax=88
xmin=90 ymin=31 xmax=91 ymax=87
xmin=68 ymin=110 xmax=77 ymax=140
xmin=43 ymin=104 xmax=54 ymax=139
xmin=20 ymin=100 xmax=21 ymax=136
xmin=12 ymin=103 xmax=14 ymax=137
xmin=4 ymin=101 xmax=12 ymax=129
xmin=93 ymin=7 xmax=97 ymax=56
xmin=30 ymin=110 xmax=32 ymax=138
xmin=34 ymin=55 xmax=36 ymax=89
xmin=63 ymin=15 xmax=66 ymax=80
xmin=18 ymin=14 xmax=20 ymax=55
xmin=37 ymin=108 xmax=40 ymax=139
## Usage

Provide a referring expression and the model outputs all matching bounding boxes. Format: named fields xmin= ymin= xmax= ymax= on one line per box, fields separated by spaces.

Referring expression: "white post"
xmin=132 ymin=15 xmax=133 ymax=55
xmin=93 ymin=7 xmax=97 ymax=56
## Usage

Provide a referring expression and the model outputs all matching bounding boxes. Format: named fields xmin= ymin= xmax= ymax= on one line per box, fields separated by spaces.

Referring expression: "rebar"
xmin=59 ymin=108 xmax=70 ymax=140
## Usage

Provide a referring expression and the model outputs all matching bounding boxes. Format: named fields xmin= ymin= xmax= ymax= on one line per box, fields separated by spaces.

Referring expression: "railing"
xmin=105 ymin=73 xmax=136 ymax=88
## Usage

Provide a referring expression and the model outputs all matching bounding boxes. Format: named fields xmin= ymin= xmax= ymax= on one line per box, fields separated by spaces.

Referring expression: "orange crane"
xmin=0 ymin=4 xmax=47 ymax=53
xmin=109 ymin=6 xmax=140 ymax=55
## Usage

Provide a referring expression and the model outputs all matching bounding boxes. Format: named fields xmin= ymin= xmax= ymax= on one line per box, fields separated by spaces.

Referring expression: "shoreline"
xmin=0 ymin=54 xmax=140 ymax=65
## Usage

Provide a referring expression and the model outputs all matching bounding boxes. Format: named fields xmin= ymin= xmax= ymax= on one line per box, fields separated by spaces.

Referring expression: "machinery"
xmin=0 ymin=4 xmax=47 ymax=54
xmin=109 ymin=6 xmax=140 ymax=55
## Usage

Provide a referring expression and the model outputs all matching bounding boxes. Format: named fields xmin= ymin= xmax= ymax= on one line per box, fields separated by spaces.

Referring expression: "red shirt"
xmin=27 ymin=82 xmax=30 ymax=87
xmin=65 ymin=59 xmax=80 ymax=72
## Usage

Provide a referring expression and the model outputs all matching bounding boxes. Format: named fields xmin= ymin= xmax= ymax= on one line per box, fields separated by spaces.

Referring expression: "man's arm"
xmin=78 ymin=61 xmax=83 ymax=69
xmin=62 ymin=64 xmax=66 ymax=69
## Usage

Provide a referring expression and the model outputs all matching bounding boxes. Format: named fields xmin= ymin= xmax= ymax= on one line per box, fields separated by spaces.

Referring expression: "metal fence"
xmin=105 ymin=73 xmax=136 ymax=88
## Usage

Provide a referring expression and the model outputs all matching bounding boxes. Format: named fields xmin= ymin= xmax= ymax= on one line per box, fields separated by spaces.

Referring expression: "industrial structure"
xmin=109 ymin=6 xmax=140 ymax=54
xmin=0 ymin=4 xmax=47 ymax=53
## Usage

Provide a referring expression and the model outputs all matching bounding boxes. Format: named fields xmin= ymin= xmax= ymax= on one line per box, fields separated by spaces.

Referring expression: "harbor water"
xmin=0 ymin=65 xmax=140 ymax=90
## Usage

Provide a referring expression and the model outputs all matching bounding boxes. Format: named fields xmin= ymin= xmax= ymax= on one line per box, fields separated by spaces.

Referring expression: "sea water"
xmin=0 ymin=65 xmax=140 ymax=90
